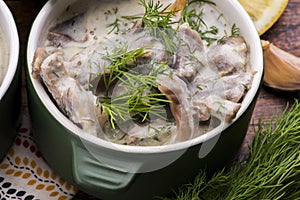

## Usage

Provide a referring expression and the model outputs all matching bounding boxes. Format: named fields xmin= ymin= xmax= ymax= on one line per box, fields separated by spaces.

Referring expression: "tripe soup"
xmin=32 ymin=0 xmax=255 ymax=146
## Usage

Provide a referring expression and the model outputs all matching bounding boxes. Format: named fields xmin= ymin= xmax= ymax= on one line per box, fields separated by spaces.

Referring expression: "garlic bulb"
xmin=262 ymin=40 xmax=300 ymax=91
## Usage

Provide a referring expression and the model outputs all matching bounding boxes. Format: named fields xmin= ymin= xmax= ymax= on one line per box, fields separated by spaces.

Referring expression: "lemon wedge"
xmin=238 ymin=0 xmax=289 ymax=35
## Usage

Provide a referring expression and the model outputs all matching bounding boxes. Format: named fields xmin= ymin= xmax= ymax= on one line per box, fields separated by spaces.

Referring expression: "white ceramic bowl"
xmin=26 ymin=0 xmax=263 ymax=199
xmin=0 ymin=1 xmax=20 ymax=160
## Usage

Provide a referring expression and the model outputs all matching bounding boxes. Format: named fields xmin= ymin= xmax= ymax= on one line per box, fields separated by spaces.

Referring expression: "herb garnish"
xmin=105 ymin=8 xmax=122 ymax=34
xmin=101 ymin=44 xmax=147 ymax=90
xmin=180 ymin=0 xmax=219 ymax=45
xmin=231 ymin=24 xmax=240 ymax=37
xmin=218 ymin=24 xmax=240 ymax=44
xmin=101 ymin=0 xmax=243 ymax=129
xmin=181 ymin=0 xmax=217 ymax=28
xmin=106 ymin=18 xmax=121 ymax=34
xmin=162 ymin=100 xmax=300 ymax=199
xmin=135 ymin=0 xmax=177 ymax=28
xmin=180 ymin=0 xmax=241 ymax=46
xmin=97 ymin=45 xmax=170 ymax=129
xmin=122 ymin=0 xmax=179 ymax=54
xmin=106 ymin=0 xmax=236 ymax=47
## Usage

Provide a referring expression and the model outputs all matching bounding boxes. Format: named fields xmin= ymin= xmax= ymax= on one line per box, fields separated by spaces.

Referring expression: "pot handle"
xmin=71 ymin=141 xmax=138 ymax=193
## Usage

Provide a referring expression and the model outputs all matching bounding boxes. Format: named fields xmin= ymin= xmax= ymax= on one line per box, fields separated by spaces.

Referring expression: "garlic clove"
xmin=262 ymin=40 xmax=300 ymax=92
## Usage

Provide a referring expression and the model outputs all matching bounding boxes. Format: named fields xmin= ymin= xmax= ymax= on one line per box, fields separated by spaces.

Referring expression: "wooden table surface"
xmin=4 ymin=0 xmax=300 ymax=199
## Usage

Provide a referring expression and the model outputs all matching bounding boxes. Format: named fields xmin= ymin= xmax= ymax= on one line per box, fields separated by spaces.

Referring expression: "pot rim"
xmin=0 ymin=1 xmax=20 ymax=100
xmin=27 ymin=0 xmax=263 ymax=154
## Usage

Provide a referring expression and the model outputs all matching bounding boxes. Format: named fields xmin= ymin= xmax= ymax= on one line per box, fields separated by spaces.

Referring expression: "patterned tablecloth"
xmin=0 ymin=105 xmax=78 ymax=200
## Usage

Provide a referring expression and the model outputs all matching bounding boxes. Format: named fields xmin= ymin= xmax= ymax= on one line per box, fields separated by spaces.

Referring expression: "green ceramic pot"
xmin=26 ymin=0 xmax=263 ymax=199
xmin=0 ymin=1 xmax=20 ymax=161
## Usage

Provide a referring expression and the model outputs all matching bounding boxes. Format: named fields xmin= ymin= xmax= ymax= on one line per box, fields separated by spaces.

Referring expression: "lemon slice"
xmin=238 ymin=0 xmax=289 ymax=35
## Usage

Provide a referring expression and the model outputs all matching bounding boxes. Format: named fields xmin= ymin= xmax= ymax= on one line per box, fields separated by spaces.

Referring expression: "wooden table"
xmin=4 ymin=0 xmax=300 ymax=199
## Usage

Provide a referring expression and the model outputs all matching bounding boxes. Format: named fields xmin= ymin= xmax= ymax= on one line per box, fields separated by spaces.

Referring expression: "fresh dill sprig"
xmin=97 ymin=45 xmax=170 ymax=129
xmin=180 ymin=0 xmax=220 ymax=46
xmin=155 ymin=28 xmax=178 ymax=55
xmin=137 ymin=0 xmax=177 ymax=28
xmin=106 ymin=18 xmax=121 ymax=34
xmin=181 ymin=7 xmax=218 ymax=46
xmin=101 ymin=44 xmax=146 ymax=90
xmin=231 ymin=24 xmax=240 ymax=37
xmin=181 ymin=4 xmax=206 ymax=31
xmin=105 ymin=7 xmax=121 ymax=34
xmin=217 ymin=24 xmax=240 ymax=44
xmin=180 ymin=0 xmax=241 ymax=46
xmin=198 ymin=25 xmax=219 ymax=46
xmin=121 ymin=0 xmax=177 ymax=28
xmin=181 ymin=0 xmax=216 ymax=28
xmin=122 ymin=0 xmax=179 ymax=54
xmin=162 ymin=100 xmax=300 ymax=200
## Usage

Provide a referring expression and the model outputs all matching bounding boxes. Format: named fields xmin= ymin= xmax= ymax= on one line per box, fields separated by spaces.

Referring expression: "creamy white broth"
xmin=34 ymin=0 xmax=253 ymax=146
xmin=45 ymin=0 xmax=174 ymax=56
xmin=43 ymin=0 xmax=234 ymax=87
xmin=45 ymin=0 xmax=231 ymax=55
xmin=0 ymin=29 xmax=9 ymax=86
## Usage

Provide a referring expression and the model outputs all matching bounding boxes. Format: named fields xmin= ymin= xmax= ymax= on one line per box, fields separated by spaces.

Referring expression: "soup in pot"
xmin=32 ymin=0 xmax=255 ymax=146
